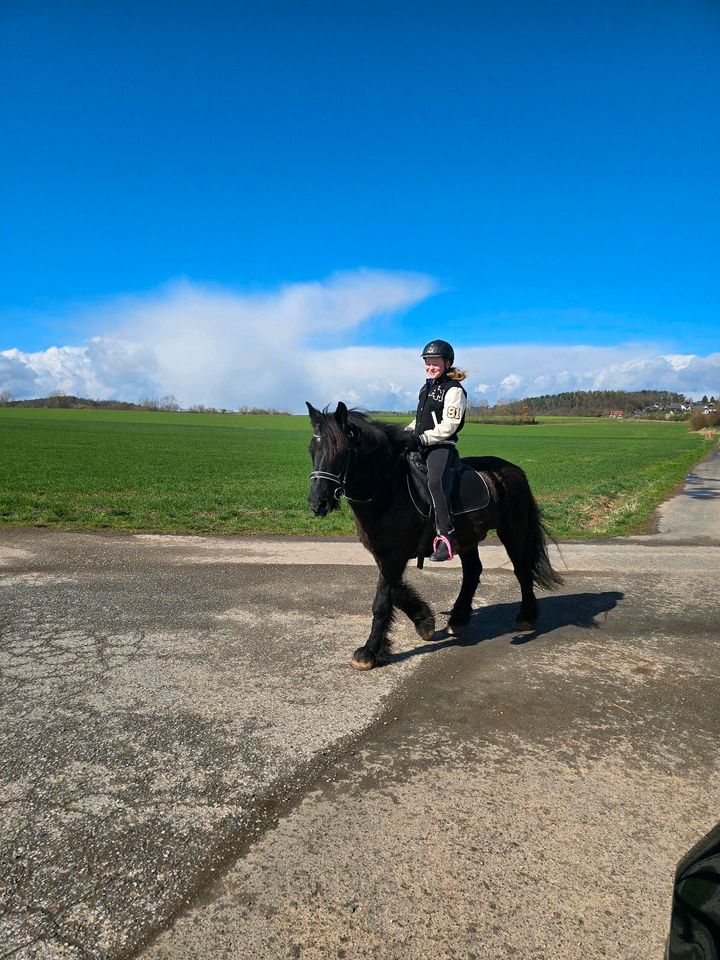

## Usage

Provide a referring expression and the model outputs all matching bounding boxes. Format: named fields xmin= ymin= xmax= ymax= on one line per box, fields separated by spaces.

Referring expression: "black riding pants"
xmin=425 ymin=444 xmax=455 ymax=535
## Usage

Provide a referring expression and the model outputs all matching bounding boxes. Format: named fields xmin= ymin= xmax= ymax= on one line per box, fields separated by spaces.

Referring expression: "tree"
xmin=467 ymin=399 xmax=490 ymax=422
xmin=48 ymin=389 xmax=71 ymax=408
xmin=520 ymin=402 xmax=536 ymax=425
xmin=505 ymin=397 xmax=521 ymax=424
xmin=0 ymin=389 xmax=12 ymax=406
xmin=159 ymin=394 xmax=181 ymax=412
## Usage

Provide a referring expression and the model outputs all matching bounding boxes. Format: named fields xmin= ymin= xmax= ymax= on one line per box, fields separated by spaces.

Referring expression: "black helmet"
xmin=421 ymin=339 xmax=454 ymax=365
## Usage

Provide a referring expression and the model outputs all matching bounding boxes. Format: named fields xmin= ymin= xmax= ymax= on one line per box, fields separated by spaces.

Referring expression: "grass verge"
xmin=0 ymin=409 xmax=714 ymax=539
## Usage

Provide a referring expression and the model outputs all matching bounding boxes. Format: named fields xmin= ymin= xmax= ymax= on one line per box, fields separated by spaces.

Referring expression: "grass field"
xmin=0 ymin=408 xmax=714 ymax=538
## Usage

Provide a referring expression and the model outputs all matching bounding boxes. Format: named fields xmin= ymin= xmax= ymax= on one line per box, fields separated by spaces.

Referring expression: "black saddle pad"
xmin=406 ymin=451 xmax=491 ymax=519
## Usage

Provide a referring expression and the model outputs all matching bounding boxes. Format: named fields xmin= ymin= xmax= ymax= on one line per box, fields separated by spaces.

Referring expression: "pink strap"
xmin=433 ymin=535 xmax=454 ymax=560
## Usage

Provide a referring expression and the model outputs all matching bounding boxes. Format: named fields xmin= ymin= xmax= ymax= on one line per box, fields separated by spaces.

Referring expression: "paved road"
xmin=1 ymin=449 xmax=718 ymax=959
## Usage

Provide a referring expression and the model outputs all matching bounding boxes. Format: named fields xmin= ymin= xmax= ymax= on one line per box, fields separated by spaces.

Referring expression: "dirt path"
xmin=1 ymin=449 xmax=718 ymax=959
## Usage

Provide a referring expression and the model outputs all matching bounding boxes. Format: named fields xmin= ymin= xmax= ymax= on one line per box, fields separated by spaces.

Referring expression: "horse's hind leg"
xmin=448 ymin=547 xmax=482 ymax=635
xmin=497 ymin=520 xmax=538 ymax=631
xmin=391 ymin=579 xmax=435 ymax=641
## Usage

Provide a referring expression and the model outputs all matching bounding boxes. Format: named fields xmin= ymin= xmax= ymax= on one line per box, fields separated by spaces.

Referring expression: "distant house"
xmin=609 ymin=409 xmax=624 ymax=418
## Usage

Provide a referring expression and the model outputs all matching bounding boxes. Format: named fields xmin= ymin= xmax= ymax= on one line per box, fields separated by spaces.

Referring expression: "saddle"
xmin=406 ymin=449 xmax=491 ymax=520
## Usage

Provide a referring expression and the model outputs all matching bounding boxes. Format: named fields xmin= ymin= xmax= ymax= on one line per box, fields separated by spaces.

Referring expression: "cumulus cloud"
xmin=1 ymin=271 xmax=718 ymax=410
xmin=500 ymin=373 xmax=524 ymax=393
xmin=0 ymin=350 xmax=41 ymax=398
xmin=0 ymin=340 xmax=160 ymax=401
xmin=0 ymin=271 xmax=437 ymax=408
xmin=310 ymin=345 xmax=720 ymax=410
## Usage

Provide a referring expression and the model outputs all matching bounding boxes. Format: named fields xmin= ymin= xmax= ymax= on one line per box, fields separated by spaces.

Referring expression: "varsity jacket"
xmin=406 ymin=374 xmax=467 ymax=446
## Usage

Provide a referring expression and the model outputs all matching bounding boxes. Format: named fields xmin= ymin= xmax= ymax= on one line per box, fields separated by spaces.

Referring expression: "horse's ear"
xmin=335 ymin=401 xmax=348 ymax=430
xmin=306 ymin=401 xmax=321 ymax=427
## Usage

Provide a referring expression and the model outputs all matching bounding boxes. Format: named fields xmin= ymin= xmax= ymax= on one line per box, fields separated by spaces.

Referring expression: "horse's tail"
xmin=525 ymin=490 xmax=564 ymax=590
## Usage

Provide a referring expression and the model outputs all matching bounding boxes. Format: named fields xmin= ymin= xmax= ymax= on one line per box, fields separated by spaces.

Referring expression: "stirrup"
xmin=430 ymin=535 xmax=455 ymax=562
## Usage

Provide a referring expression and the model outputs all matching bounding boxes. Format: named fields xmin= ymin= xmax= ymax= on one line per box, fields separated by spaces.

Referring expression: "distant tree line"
xmin=0 ymin=391 xmax=289 ymax=415
xmin=467 ymin=399 xmax=537 ymax=424
xmin=2 ymin=391 xmax=140 ymax=410
xmin=1 ymin=388 xmax=715 ymax=426
xmin=521 ymin=389 xmax=689 ymax=416
xmin=466 ymin=389 xmax=718 ymax=423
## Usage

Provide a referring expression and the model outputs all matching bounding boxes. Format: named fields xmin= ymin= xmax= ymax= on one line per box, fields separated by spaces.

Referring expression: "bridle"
xmin=310 ymin=427 xmax=371 ymax=503
xmin=309 ymin=426 xmax=401 ymax=505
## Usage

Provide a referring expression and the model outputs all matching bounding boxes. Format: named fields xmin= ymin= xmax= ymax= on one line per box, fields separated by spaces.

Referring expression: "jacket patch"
xmin=447 ymin=405 xmax=461 ymax=419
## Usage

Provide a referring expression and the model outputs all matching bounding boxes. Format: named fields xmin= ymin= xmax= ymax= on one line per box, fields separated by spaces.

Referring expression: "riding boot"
xmin=430 ymin=527 xmax=457 ymax=562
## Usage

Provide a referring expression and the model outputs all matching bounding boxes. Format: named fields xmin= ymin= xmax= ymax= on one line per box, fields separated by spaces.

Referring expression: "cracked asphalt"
xmin=1 ymin=449 xmax=719 ymax=959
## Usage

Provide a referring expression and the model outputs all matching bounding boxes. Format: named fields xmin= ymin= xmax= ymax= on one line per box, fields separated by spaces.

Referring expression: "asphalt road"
xmin=1 ymin=450 xmax=719 ymax=960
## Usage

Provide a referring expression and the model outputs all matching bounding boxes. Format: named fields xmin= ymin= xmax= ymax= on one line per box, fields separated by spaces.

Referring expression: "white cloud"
xmin=1 ymin=272 xmax=718 ymax=410
xmin=309 ymin=345 xmax=720 ymax=410
xmin=0 ymin=350 xmax=41 ymax=397
xmin=500 ymin=373 xmax=524 ymax=393
xmin=0 ymin=341 xmax=161 ymax=402
xmin=661 ymin=354 xmax=695 ymax=371
xmin=0 ymin=271 xmax=436 ymax=409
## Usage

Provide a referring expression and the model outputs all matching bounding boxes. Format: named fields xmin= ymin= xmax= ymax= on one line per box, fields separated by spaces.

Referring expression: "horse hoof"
xmin=447 ymin=621 xmax=465 ymax=635
xmin=351 ymin=656 xmax=375 ymax=671
xmin=416 ymin=617 xmax=436 ymax=641
xmin=351 ymin=647 xmax=377 ymax=670
xmin=515 ymin=619 xmax=536 ymax=632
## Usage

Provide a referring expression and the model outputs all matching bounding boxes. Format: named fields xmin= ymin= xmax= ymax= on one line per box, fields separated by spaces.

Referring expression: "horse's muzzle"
xmin=308 ymin=482 xmax=340 ymax=517
xmin=310 ymin=499 xmax=330 ymax=517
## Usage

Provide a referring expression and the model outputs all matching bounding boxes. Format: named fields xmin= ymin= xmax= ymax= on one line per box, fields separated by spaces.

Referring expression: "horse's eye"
xmin=312 ymin=434 xmax=322 ymax=443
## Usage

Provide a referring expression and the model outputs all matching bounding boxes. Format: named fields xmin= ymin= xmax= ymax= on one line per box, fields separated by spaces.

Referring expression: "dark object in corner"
xmin=666 ymin=821 xmax=720 ymax=959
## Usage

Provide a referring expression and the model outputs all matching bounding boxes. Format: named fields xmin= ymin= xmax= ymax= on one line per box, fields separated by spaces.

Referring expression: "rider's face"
xmin=424 ymin=356 xmax=447 ymax=380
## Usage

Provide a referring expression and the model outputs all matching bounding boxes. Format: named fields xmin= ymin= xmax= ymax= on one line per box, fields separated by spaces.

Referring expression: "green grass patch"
xmin=0 ymin=408 xmax=713 ymax=538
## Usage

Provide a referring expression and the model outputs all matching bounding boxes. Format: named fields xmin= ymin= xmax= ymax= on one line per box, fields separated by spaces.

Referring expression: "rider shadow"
xmin=390 ymin=590 xmax=625 ymax=664
xmin=683 ymin=474 xmax=719 ymax=498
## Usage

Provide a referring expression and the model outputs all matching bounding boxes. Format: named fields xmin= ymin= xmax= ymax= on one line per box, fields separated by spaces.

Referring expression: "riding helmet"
xmin=421 ymin=339 xmax=454 ymax=366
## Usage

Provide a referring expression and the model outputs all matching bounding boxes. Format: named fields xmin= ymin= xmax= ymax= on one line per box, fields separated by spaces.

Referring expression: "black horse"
xmin=306 ymin=401 xmax=562 ymax=670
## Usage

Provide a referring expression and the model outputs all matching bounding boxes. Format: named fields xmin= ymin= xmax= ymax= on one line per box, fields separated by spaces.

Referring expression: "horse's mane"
xmin=320 ymin=407 xmax=406 ymax=459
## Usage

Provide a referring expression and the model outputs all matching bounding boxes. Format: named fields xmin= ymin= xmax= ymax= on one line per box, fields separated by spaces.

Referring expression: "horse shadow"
xmin=389 ymin=590 xmax=624 ymax=665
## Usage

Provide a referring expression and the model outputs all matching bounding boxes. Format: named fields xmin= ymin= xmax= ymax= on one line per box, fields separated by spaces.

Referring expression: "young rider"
xmin=405 ymin=339 xmax=468 ymax=562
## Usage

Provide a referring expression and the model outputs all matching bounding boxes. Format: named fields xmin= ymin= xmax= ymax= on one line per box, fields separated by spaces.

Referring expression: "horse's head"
xmin=305 ymin=401 xmax=354 ymax=516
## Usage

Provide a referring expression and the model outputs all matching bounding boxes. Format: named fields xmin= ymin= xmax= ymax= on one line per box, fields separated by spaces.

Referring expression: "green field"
xmin=0 ymin=408 xmax=714 ymax=538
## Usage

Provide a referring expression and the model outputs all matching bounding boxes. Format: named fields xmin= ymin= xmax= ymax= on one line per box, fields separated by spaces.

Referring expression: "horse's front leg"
xmin=352 ymin=571 xmax=396 ymax=670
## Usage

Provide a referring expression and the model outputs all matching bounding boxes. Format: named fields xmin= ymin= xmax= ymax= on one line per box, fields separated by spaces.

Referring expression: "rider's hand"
xmin=405 ymin=433 xmax=422 ymax=452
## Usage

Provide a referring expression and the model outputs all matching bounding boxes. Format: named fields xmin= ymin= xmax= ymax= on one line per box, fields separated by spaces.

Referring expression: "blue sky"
xmin=1 ymin=1 xmax=719 ymax=407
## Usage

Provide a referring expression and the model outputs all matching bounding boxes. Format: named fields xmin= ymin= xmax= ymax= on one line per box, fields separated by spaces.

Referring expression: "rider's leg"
xmin=425 ymin=445 xmax=456 ymax=561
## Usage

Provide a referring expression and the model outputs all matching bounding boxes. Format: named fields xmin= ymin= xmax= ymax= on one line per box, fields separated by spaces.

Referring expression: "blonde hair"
xmin=447 ymin=367 xmax=467 ymax=381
